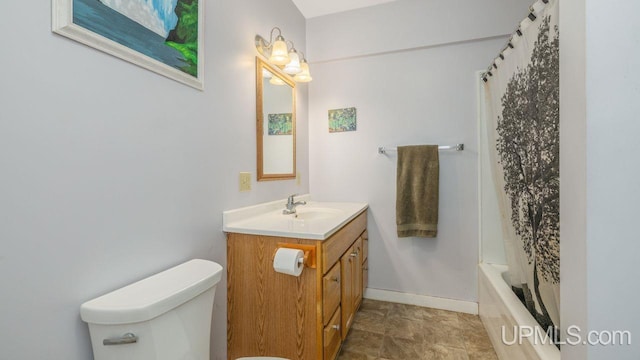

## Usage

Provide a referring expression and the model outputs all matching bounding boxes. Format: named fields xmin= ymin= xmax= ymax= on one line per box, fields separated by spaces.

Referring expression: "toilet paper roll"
xmin=273 ymin=248 xmax=305 ymax=277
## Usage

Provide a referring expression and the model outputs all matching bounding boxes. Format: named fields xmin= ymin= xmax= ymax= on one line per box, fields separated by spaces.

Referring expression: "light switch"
xmin=239 ymin=172 xmax=251 ymax=192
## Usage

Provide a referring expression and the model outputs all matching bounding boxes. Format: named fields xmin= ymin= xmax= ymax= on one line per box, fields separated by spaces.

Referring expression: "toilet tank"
xmin=80 ymin=259 xmax=223 ymax=360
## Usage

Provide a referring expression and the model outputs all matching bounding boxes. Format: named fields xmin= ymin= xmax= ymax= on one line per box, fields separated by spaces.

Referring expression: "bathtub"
xmin=479 ymin=263 xmax=561 ymax=360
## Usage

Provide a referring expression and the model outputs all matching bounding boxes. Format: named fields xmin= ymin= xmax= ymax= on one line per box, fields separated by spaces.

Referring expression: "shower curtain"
xmin=483 ymin=0 xmax=560 ymax=332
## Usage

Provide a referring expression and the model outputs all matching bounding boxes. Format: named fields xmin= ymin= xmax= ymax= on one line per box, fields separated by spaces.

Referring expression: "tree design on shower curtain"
xmin=496 ymin=16 xmax=559 ymax=331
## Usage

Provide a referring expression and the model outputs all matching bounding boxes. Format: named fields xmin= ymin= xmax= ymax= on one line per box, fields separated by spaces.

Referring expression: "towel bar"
xmin=377 ymin=144 xmax=464 ymax=154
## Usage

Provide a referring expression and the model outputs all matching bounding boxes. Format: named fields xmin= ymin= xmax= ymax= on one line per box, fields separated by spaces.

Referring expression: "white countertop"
xmin=223 ymin=195 xmax=368 ymax=240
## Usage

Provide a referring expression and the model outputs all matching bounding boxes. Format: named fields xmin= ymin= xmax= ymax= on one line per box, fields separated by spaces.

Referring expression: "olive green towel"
xmin=396 ymin=145 xmax=439 ymax=238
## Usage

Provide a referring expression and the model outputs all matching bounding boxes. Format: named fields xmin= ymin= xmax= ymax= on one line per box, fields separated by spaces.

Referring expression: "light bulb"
xmin=283 ymin=51 xmax=301 ymax=74
xmin=269 ymin=76 xmax=286 ymax=86
xmin=294 ymin=61 xmax=312 ymax=83
xmin=269 ymin=36 xmax=290 ymax=66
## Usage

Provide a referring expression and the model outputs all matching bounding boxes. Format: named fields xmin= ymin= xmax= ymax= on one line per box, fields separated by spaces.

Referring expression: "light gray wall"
xmin=307 ymin=0 xmax=531 ymax=302
xmin=307 ymin=0 xmax=533 ymax=62
xmin=262 ymin=78 xmax=295 ymax=174
xmin=562 ymin=0 xmax=640 ymax=358
xmin=0 ymin=1 xmax=307 ymax=359
xmin=584 ymin=0 xmax=640 ymax=358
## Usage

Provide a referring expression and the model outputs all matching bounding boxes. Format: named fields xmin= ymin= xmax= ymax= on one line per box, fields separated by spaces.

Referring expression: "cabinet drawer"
xmin=322 ymin=211 xmax=367 ymax=273
xmin=323 ymin=263 xmax=341 ymax=325
xmin=323 ymin=307 xmax=342 ymax=360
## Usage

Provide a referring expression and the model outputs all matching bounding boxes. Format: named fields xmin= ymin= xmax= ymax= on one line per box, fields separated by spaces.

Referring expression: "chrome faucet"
xmin=283 ymin=194 xmax=306 ymax=215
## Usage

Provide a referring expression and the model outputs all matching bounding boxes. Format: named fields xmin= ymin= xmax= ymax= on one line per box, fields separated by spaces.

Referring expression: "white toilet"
xmin=80 ymin=259 xmax=288 ymax=360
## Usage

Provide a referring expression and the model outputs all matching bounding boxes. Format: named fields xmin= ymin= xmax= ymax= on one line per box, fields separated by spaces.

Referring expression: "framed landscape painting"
xmin=52 ymin=0 xmax=204 ymax=90
xmin=268 ymin=113 xmax=293 ymax=135
xmin=328 ymin=107 xmax=357 ymax=133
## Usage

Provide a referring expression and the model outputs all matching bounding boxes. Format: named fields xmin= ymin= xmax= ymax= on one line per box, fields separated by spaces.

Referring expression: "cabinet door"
xmin=363 ymin=258 xmax=369 ymax=290
xmin=340 ymin=243 xmax=355 ymax=340
xmin=362 ymin=230 xmax=368 ymax=262
xmin=353 ymin=237 xmax=363 ymax=310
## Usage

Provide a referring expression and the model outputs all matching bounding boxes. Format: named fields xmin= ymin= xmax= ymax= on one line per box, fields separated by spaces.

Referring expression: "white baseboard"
xmin=364 ymin=288 xmax=478 ymax=315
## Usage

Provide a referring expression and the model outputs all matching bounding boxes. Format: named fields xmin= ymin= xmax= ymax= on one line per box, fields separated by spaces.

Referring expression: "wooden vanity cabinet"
xmin=323 ymin=306 xmax=342 ymax=360
xmin=322 ymin=263 xmax=341 ymax=323
xmin=339 ymin=238 xmax=362 ymax=340
xmin=362 ymin=230 xmax=369 ymax=292
xmin=227 ymin=210 xmax=368 ymax=360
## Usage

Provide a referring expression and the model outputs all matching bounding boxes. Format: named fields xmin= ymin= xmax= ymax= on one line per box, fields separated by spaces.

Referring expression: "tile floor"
xmin=337 ymin=299 xmax=498 ymax=360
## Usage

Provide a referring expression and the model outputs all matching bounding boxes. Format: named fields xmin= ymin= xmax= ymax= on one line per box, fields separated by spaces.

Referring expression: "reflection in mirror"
xmin=256 ymin=57 xmax=296 ymax=181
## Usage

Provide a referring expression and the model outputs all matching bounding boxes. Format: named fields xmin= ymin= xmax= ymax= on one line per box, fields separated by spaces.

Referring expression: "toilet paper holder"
xmin=274 ymin=243 xmax=317 ymax=269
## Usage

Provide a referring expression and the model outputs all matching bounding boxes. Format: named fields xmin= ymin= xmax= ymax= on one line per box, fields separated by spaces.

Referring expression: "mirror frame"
xmin=256 ymin=56 xmax=296 ymax=181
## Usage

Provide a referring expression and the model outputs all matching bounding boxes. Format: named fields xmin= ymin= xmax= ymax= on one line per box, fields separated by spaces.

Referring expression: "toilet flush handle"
xmin=103 ymin=333 xmax=138 ymax=346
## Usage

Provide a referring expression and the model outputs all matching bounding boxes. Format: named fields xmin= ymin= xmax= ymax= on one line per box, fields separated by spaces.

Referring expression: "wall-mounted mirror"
xmin=256 ymin=57 xmax=296 ymax=181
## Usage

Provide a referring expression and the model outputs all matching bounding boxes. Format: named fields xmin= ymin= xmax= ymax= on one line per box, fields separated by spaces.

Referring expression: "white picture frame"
xmin=52 ymin=0 xmax=204 ymax=90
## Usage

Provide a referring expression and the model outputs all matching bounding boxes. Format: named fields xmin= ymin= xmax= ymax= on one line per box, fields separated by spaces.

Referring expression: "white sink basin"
xmin=289 ymin=207 xmax=345 ymax=221
xmin=223 ymin=196 xmax=368 ymax=240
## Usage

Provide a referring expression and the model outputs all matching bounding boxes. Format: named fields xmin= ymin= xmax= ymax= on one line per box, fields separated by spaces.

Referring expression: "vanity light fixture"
xmin=256 ymin=27 xmax=312 ymax=82
xmin=262 ymin=59 xmax=288 ymax=86
xmin=262 ymin=28 xmax=289 ymax=65
xmin=294 ymin=56 xmax=312 ymax=83
xmin=283 ymin=48 xmax=302 ymax=75
xmin=269 ymin=76 xmax=286 ymax=86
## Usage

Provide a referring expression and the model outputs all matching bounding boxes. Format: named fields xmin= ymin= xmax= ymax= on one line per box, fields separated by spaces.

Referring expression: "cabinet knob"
xmin=330 ymin=276 xmax=340 ymax=283
xmin=350 ymin=251 xmax=358 ymax=257
xmin=332 ymin=324 xmax=340 ymax=331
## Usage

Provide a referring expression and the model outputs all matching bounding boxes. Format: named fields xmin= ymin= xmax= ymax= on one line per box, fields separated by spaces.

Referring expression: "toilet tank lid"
xmin=80 ymin=259 xmax=223 ymax=325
